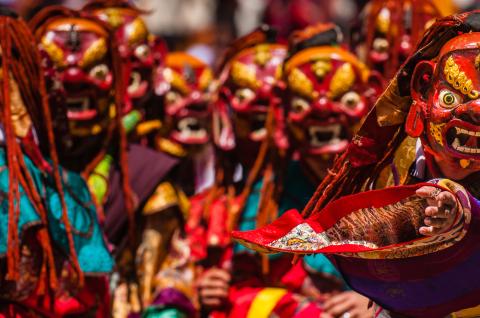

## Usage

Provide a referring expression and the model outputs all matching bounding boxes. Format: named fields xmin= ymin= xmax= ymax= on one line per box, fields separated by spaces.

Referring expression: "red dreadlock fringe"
xmin=0 ymin=15 xmax=85 ymax=289
xmin=30 ymin=6 xmax=136 ymax=245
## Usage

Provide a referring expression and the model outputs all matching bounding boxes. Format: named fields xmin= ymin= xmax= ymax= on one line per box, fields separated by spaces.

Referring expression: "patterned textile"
xmin=233 ymin=181 xmax=480 ymax=317
xmin=0 ymin=148 xmax=113 ymax=273
xmin=0 ymin=148 xmax=113 ymax=316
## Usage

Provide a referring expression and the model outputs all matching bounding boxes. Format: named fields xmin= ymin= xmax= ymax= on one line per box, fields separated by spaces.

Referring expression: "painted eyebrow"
xmin=443 ymin=55 xmax=479 ymax=99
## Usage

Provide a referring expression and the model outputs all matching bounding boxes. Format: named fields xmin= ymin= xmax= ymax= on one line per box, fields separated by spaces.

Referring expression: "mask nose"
xmin=63 ymin=67 xmax=84 ymax=83
xmin=455 ymin=99 xmax=480 ymax=125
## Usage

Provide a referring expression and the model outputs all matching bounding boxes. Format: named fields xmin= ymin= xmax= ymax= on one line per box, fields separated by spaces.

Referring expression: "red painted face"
xmin=353 ymin=4 xmax=438 ymax=79
xmin=159 ymin=52 xmax=213 ymax=146
xmin=284 ymin=47 xmax=380 ymax=158
xmin=93 ymin=8 xmax=165 ymax=112
xmin=40 ymin=18 xmax=114 ymax=137
xmin=410 ymin=33 xmax=480 ymax=175
xmin=218 ymin=44 xmax=286 ymax=151
xmin=407 ymin=33 xmax=480 ymax=179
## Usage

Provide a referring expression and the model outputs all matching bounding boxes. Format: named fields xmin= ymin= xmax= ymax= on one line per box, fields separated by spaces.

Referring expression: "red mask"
xmin=352 ymin=1 xmax=441 ymax=79
xmin=39 ymin=17 xmax=114 ymax=137
xmin=284 ymin=46 xmax=381 ymax=158
xmin=92 ymin=7 xmax=166 ymax=113
xmin=156 ymin=52 xmax=213 ymax=147
xmin=215 ymin=44 xmax=287 ymax=153
xmin=409 ymin=32 xmax=480 ymax=176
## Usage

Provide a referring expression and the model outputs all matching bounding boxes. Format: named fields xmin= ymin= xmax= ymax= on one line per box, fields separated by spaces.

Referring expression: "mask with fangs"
xmin=31 ymin=9 xmax=121 ymax=170
xmin=86 ymin=1 xmax=167 ymax=115
xmin=350 ymin=0 xmax=445 ymax=80
xmin=149 ymin=52 xmax=213 ymax=156
xmin=409 ymin=32 xmax=480 ymax=180
xmin=283 ymin=24 xmax=382 ymax=181
xmin=214 ymin=25 xmax=287 ymax=168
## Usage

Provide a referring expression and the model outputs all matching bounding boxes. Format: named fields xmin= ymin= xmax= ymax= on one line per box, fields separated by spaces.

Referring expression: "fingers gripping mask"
xmin=92 ymin=7 xmax=164 ymax=112
xmin=39 ymin=18 xmax=114 ymax=138
xmin=284 ymin=25 xmax=382 ymax=159
xmin=216 ymin=43 xmax=287 ymax=151
xmin=409 ymin=32 xmax=480 ymax=173
xmin=159 ymin=52 xmax=213 ymax=147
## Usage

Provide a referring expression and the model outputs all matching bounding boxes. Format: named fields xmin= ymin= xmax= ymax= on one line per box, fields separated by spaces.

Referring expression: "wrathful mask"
xmin=284 ymin=39 xmax=381 ymax=159
xmin=215 ymin=42 xmax=287 ymax=153
xmin=39 ymin=17 xmax=114 ymax=138
xmin=157 ymin=52 xmax=213 ymax=147
xmin=91 ymin=6 xmax=166 ymax=112
xmin=408 ymin=32 xmax=480 ymax=178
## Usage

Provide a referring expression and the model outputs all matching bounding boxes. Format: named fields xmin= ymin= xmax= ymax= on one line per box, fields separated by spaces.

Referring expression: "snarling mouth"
xmin=66 ymin=97 xmax=97 ymax=120
xmin=171 ymin=116 xmax=208 ymax=144
xmin=127 ymin=71 xmax=148 ymax=98
xmin=249 ymin=113 xmax=267 ymax=141
xmin=446 ymin=122 xmax=480 ymax=158
xmin=307 ymin=123 xmax=348 ymax=154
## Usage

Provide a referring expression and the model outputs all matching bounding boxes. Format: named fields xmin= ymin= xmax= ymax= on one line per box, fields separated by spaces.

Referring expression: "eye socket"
xmin=438 ymin=89 xmax=461 ymax=108
xmin=373 ymin=38 xmax=389 ymax=53
xmin=89 ymin=64 xmax=109 ymax=81
xmin=340 ymin=91 xmax=361 ymax=109
xmin=234 ymin=88 xmax=255 ymax=103
xmin=290 ymin=97 xmax=310 ymax=114
xmin=134 ymin=44 xmax=150 ymax=60
xmin=165 ymin=91 xmax=181 ymax=105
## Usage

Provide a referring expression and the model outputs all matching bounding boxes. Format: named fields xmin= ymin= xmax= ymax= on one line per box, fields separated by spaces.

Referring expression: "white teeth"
xmin=251 ymin=127 xmax=267 ymax=139
xmin=308 ymin=124 xmax=342 ymax=147
xmin=66 ymin=97 xmax=89 ymax=111
xmin=452 ymin=138 xmax=460 ymax=148
xmin=177 ymin=117 xmax=207 ymax=139
xmin=452 ymin=127 xmax=480 ymax=154
xmin=127 ymin=71 xmax=141 ymax=94
xmin=455 ymin=127 xmax=480 ymax=137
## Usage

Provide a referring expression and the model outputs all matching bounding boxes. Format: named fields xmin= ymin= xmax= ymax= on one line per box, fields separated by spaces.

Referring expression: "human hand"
xmin=416 ymin=186 xmax=458 ymax=236
xmin=197 ymin=267 xmax=231 ymax=309
xmin=322 ymin=291 xmax=373 ymax=318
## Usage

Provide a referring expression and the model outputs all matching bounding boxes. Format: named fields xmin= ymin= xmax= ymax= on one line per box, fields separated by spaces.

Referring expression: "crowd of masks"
xmin=0 ymin=0 xmax=477 ymax=318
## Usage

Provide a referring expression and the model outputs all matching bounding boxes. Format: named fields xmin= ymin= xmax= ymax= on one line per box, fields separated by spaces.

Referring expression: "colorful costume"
xmin=187 ymin=26 xmax=354 ymax=317
xmin=0 ymin=10 xmax=112 ymax=317
xmin=144 ymin=51 xmax=214 ymax=195
xmin=234 ymin=10 xmax=480 ymax=318
xmin=86 ymin=3 xmax=200 ymax=316
xmin=30 ymin=7 xmax=183 ymax=317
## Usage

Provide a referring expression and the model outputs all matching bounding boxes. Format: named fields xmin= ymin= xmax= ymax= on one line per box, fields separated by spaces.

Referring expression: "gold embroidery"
xmin=429 ymin=123 xmax=445 ymax=146
xmin=79 ymin=38 xmax=107 ymax=69
xmin=198 ymin=68 xmax=213 ymax=91
xmin=287 ymin=68 xmax=317 ymax=100
xmin=254 ymin=44 xmax=271 ymax=67
xmin=126 ymin=18 xmax=148 ymax=45
xmin=143 ymin=182 xmax=179 ymax=214
xmin=328 ymin=62 xmax=355 ymax=99
xmin=230 ymin=61 xmax=260 ymax=89
xmin=163 ymin=68 xmax=190 ymax=95
xmin=41 ymin=36 xmax=65 ymax=68
xmin=311 ymin=58 xmax=332 ymax=79
xmin=444 ymin=55 xmax=479 ymax=99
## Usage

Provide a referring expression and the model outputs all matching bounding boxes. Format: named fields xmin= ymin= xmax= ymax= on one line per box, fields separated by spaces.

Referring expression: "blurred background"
xmin=3 ymin=0 xmax=480 ymax=66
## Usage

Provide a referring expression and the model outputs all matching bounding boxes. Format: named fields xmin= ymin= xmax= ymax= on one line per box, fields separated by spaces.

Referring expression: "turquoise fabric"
xmin=0 ymin=148 xmax=113 ymax=274
xmin=235 ymin=161 xmax=343 ymax=281
xmin=143 ymin=308 xmax=188 ymax=318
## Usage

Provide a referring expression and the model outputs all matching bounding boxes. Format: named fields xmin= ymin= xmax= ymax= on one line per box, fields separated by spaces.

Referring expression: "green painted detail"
xmin=122 ymin=110 xmax=142 ymax=133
